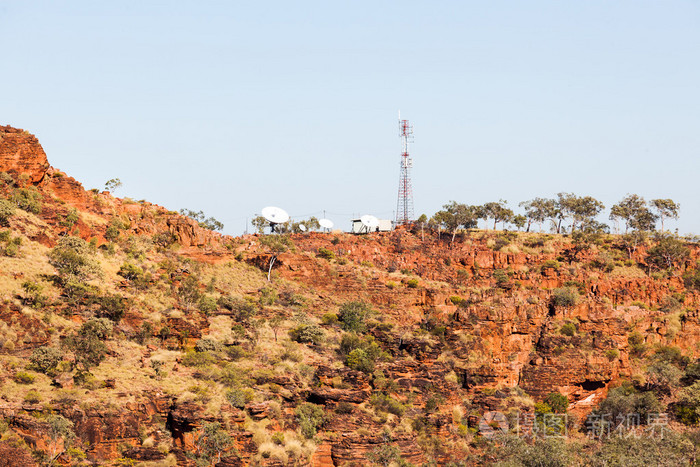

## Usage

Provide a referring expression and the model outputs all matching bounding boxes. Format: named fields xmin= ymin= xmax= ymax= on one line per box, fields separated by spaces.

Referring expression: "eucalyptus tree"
xmin=520 ymin=197 xmax=557 ymax=232
xmin=432 ymin=201 xmax=480 ymax=245
xmin=609 ymin=194 xmax=657 ymax=233
xmin=482 ymin=200 xmax=513 ymax=230
xmin=651 ymin=199 xmax=680 ymax=232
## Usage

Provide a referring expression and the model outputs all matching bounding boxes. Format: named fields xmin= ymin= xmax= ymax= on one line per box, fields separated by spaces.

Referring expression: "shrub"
xmin=346 ymin=349 xmax=374 ymax=373
xmin=181 ymin=350 xmax=217 ymax=367
xmin=295 ymin=403 xmax=327 ymax=439
xmin=406 ymin=278 xmax=419 ymax=289
xmin=226 ymin=388 xmax=254 ymax=409
xmin=645 ymin=360 xmax=683 ymax=393
xmin=683 ymin=267 xmax=700 ymax=291
xmin=628 ymin=331 xmax=646 ymax=357
xmin=218 ymin=296 xmax=257 ymax=322
xmin=605 ymin=349 xmax=620 ymax=361
xmin=317 ymin=247 xmax=335 ymax=260
xmin=289 ymin=323 xmax=324 ymax=345
xmin=11 ymin=187 xmax=42 ymax=214
xmin=178 ymin=275 xmax=201 ymax=310
xmin=0 ymin=199 xmax=15 ymax=226
xmin=339 ymin=333 xmax=364 ymax=357
xmin=24 ymin=390 xmax=41 ymax=404
xmin=3 ymin=241 xmax=19 ymax=257
xmin=14 ymin=371 xmax=35 ymax=384
xmin=370 ymin=394 xmax=406 ymax=417
xmin=198 ymin=295 xmax=218 ymax=314
xmin=551 ymin=287 xmax=579 ymax=307
xmin=646 ymin=234 xmax=690 ymax=270
xmin=64 ymin=318 xmax=113 ymax=371
xmin=117 ymin=262 xmax=144 ymax=282
xmin=98 ymin=293 xmax=128 ymax=322
xmin=560 ymin=322 xmax=576 ymax=336
xmin=593 ymin=430 xmax=694 ymax=466
xmin=29 ymin=347 xmax=63 ymax=375
xmin=338 ymin=301 xmax=373 ymax=333
xmin=48 ymin=236 xmax=101 ymax=284
xmin=21 ymin=280 xmax=46 ymax=308
xmin=195 ymin=338 xmax=224 ymax=353
xmin=590 ymin=383 xmax=661 ymax=428
xmin=320 ymin=312 xmax=338 ymax=325
xmin=367 ymin=444 xmax=402 ymax=467
xmin=339 ymin=334 xmax=386 ymax=373
xmin=541 ymin=259 xmax=561 ymax=271
xmin=544 ymin=392 xmax=568 ymax=414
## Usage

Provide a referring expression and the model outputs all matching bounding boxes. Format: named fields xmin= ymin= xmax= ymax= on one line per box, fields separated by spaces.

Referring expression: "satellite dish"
xmin=319 ymin=218 xmax=334 ymax=230
xmin=261 ymin=206 xmax=290 ymax=224
xmin=298 ymin=224 xmax=307 ymax=232
xmin=360 ymin=215 xmax=380 ymax=228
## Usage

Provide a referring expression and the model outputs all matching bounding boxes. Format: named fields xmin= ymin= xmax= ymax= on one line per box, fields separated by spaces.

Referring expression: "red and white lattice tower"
xmin=396 ymin=117 xmax=414 ymax=225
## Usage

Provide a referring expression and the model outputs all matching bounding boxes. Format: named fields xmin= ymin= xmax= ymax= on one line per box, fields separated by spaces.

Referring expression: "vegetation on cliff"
xmin=1 ymin=126 xmax=700 ymax=466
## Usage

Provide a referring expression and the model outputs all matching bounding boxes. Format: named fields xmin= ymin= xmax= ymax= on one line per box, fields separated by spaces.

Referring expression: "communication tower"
xmin=395 ymin=116 xmax=414 ymax=224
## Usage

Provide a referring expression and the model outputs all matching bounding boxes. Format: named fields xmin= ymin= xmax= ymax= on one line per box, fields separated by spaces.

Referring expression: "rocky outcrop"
xmin=0 ymin=126 xmax=49 ymax=184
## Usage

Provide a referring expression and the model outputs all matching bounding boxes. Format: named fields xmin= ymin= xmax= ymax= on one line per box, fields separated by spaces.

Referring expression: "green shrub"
xmin=295 ymin=403 xmax=327 ymax=439
xmin=29 ymin=347 xmax=63 ymax=375
xmin=271 ymin=432 xmax=285 ymax=445
xmin=198 ymin=295 xmax=218 ymax=314
xmin=226 ymin=388 xmax=254 ymax=409
xmin=24 ymin=390 xmax=41 ymax=404
xmin=181 ymin=350 xmax=217 ymax=367
xmin=98 ymin=293 xmax=128 ymax=322
xmin=21 ymin=280 xmax=46 ymax=308
xmin=590 ymin=383 xmax=660 ymax=427
xmin=258 ymin=286 xmax=278 ymax=306
xmin=0 ymin=199 xmax=15 ymax=226
xmin=406 ymin=278 xmax=419 ymax=289
xmin=338 ymin=301 xmax=373 ymax=333
xmin=3 ymin=240 xmax=19 ymax=257
xmin=541 ymin=259 xmax=561 ymax=270
xmin=544 ymin=392 xmax=568 ymax=414
xmin=370 ymin=394 xmax=405 ymax=417
xmin=177 ymin=275 xmax=201 ymax=310
xmin=593 ymin=430 xmax=694 ymax=465
xmin=605 ymin=349 xmax=620 ymax=361
xmin=195 ymin=338 xmax=224 ymax=353
xmin=289 ymin=323 xmax=324 ymax=345
xmin=117 ymin=262 xmax=144 ymax=282
xmin=64 ymin=318 xmax=113 ymax=371
xmin=320 ymin=312 xmax=338 ymax=325
xmin=14 ymin=371 xmax=35 ymax=384
xmin=560 ymin=322 xmax=576 ymax=336
xmin=628 ymin=331 xmax=646 ymax=357
xmin=218 ymin=296 xmax=257 ymax=322
xmin=346 ymin=349 xmax=374 ymax=373
xmin=11 ymin=187 xmax=42 ymax=214
xmin=48 ymin=236 xmax=101 ymax=284
xmin=317 ymin=247 xmax=335 ymax=260
xmin=551 ymin=287 xmax=579 ymax=307
xmin=339 ymin=334 xmax=386 ymax=373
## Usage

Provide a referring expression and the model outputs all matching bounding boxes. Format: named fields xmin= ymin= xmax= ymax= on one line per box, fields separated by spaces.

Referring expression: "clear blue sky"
xmin=2 ymin=1 xmax=699 ymax=235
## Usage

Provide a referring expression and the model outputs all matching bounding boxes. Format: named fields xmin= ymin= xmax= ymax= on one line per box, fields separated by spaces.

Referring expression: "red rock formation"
xmin=0 ymin=126 xmax=49 ymax=184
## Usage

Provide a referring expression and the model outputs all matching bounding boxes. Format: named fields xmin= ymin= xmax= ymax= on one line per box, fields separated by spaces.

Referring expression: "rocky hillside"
xmin=1 ymin=125 xmax=700 ymax=466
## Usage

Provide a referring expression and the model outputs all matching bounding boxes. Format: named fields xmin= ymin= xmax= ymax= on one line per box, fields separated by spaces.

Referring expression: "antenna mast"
xmin=396 ymin=116 xmax=414 ymax=224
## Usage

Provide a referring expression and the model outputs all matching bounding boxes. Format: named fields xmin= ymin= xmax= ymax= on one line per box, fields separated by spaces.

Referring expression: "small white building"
xmin=351 ymin=218 xmax=393 ymax=233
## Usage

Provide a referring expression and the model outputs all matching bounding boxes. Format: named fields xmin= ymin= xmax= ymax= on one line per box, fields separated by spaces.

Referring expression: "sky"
xmin=2 ymin=1 xmax=699 ymax=235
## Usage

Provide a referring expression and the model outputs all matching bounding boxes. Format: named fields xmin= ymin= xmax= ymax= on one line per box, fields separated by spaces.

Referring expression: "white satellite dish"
xmin=319 ymin=218 xmax=334 ymax=230
xmin=261 ymin=206 xmax=290 ymax=224
xmin=298 ymin=224 xmax=307 ymax=232
xmin=360 ymin=215 xmax=380 ymax=228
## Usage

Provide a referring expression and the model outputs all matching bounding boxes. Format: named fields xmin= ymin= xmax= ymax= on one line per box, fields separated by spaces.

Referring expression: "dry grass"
xmin=201 ymin=261 xmax=267 ymax=295
xmin=610 ymin=265 xmax=646 ymax=278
